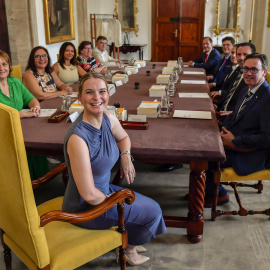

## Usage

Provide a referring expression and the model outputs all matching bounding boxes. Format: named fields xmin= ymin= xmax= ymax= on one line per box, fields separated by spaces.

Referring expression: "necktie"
xmin=219 ymin=57 xmax=227 ymax=71
xmin=221 ymin=71 xmax=243 ymax=111
xmin=236 ymin=91 xmax=253 ymax=119
xmin=205 ymin=53 xmax=208 ymax=63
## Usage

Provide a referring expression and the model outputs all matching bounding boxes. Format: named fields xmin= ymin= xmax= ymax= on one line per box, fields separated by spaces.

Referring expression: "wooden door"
xmin=0 ymin=0 xmax=11 ymax=57
xmin=152 ymin=0 xmax=205 ymax=62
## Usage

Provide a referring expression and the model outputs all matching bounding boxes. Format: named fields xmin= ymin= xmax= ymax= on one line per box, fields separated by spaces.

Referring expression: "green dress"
xmin=0 ymin=77 xmax=49 ymax=179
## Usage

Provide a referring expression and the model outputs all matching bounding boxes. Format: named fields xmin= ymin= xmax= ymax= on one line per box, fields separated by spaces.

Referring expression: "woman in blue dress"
xmin=62 ymin=72 xmax=166 ymax=266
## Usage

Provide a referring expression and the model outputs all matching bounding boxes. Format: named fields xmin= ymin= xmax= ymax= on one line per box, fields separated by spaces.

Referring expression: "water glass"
xmin=178 ymin=57 xmax=183 ymax=67
xmin=167 ymin=81 xmax=176 ymax=96
xmin=159 ymin=95 xmax=170 ymax=118
xmin=171 ymin=68 xmax=179 ymax=83
xmin=129 ymin=57 xmax=135 ymax=65
xmin=61 ymin=95 xmax=71 ymax=111
xmin=119 ymin=63 xmax=125 ymax=71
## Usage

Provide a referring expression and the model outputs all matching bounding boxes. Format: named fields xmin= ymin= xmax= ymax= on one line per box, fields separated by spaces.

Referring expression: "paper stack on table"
xmin=137 ymin=101 xmax=160 ymax=118
xmin=149 ymin=85 xmax=166 ymax=97
xmin=167 ymin=60 xmax=177 ymax=67
xmin=156 ymin=74 xmax=170 ymax=84
xmin=162 ymin=66 xmax=174 ymax=74
xmin=134 ymin=60 xmax=146 ymax=67
xmin=173 ymin=110 xmax=212 ymax=120
xmin=112 ymin=74 xmax=129 ymax=84
xmin=124 ymin=66 xmax=138 ymax=74
xmin=69 ymin=100 xmax=84 ymax=114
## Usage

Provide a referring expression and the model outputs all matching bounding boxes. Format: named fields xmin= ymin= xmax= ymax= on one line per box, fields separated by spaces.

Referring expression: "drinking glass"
xmin=167 ymin=81 xmax=176 ymax=96
xmin=159 ymin=95 xmax=169 ymax=118
xmin=171 ymin=68 xmax=179 ymax=83
xmin=61 ymin=95 xmax=71 ymax=111
xmin=178 ymin=57 xmax=183 ymax=67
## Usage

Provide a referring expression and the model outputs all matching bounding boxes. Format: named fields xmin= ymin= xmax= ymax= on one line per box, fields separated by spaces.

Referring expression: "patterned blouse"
xmin=26 ymin=69 xmax=57 ymax=92
xmin=77 ymin=54 xmax=101 ymax=72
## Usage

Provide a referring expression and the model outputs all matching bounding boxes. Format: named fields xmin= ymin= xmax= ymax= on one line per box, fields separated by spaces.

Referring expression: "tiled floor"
xmin=1 ymin=162 xmax=270 ymax=270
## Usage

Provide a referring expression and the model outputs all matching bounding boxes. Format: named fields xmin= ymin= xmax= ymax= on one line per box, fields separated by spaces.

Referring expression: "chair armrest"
xmin=31 ymin=162 xmax=67 ymax=189
xmin=223 ymin=141 xmax=256 ymax=152
xmin=40 ymin=189 xmax=135 ymax=227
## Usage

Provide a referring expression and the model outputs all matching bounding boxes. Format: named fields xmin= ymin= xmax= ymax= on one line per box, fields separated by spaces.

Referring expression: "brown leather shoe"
xmin=204 ymin=193 xmax=229 ymax=208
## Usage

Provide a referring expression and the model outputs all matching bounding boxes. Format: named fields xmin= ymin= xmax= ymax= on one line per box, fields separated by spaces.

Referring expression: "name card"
xmin=183 ymin=71 xmax=205 ymax=75
xmin=136 ymin=64 xmax=141 ymax=68
xmin=128 ymin=114 xmax=147 ymax=122
xmin=127 ymin=70 xmax=132 ymax=75
xmin=173 ymin=110 xmax=212 ymax=120
xmin=115 ymin=80 xmax=123 ymax=87
xmin=178 ymin=93 xmax=210 ymax=98
xmin=180 ymin=80 xmax=206 ymax=85
xmin=67 ymin=111 xmax=79 ymax=122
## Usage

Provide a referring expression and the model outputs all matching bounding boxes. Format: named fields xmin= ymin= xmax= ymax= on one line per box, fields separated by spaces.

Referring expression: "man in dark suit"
xmin=205 ymin=53 xmax=270 ymax=207
xmin=212 ymin=42 xmax=256 ymax=116
xmin=208 ymin=36 xmax=235 ymax=89
xmin=187 ymin=37 xmax=221 ymax=76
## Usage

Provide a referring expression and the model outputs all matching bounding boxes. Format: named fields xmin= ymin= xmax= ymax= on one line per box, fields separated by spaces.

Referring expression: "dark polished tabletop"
xmin=21 ymin=62 xmax=225 ymax=163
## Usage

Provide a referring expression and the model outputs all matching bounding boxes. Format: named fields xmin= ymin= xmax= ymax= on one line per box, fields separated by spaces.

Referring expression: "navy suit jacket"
xmin=213 ymin=57 xmax=233 ymax=88
xmin=223 ymin=80 xmax=270 ymax=175
xmin=193 ymin=48 xmax=221 ymax=76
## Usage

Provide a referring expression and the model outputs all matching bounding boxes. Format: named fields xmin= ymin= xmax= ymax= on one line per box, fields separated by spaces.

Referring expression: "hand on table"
xmin=221 ymin=127 xmax=235 ymax=143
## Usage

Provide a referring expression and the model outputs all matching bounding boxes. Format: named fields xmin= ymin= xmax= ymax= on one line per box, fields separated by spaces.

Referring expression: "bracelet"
xmin=120 ymin=151 xmax=134 ymax=161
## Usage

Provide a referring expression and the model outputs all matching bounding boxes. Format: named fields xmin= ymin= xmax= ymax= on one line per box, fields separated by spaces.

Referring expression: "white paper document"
xmin=183 ymin=71 xmax=205 ymax=75
xmin=180 ymin=80 xmax=206 ymax=85
xmin=173 ymin=110 xmax=212 ymax=120
xmin=68 ymin=92 xmax=78 ymax=98
xmin=20 ymin=109 xmax=57 ymax=117
xmin=178 ymin=93 xmax=210 ymax=98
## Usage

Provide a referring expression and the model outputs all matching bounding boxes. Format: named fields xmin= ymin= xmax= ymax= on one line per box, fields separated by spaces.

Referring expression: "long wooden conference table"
xmin=21 ymin=62 xmax=226 ymax=243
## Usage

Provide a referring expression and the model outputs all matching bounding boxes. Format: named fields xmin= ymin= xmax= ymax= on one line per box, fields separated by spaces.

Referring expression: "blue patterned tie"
xmin=236 ymin=90 xmax=253 ymax=119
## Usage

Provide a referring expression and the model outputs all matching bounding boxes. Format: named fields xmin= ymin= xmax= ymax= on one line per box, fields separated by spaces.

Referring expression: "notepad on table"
xmin=178 ymin=93 xmax=210 ymax=98
xmin=180 ymin=80 xmax=206 ymax=85
xmin=167 ymin=60 xmax=177 ymax=67
xmin=173 ymin=110 xmax=212 ymax=120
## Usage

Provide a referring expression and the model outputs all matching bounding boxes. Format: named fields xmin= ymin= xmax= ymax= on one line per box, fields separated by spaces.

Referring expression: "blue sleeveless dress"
xmin=62 ymin=113 xmax=166 ymax=245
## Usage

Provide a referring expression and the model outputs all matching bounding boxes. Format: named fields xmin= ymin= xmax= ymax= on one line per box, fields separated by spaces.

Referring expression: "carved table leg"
xmin=187 ymin=161 xmax=207 ymax=243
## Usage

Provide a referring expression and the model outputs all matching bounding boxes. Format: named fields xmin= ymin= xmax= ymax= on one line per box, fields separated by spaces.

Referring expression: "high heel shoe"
xmin=126 ymin=254 xmax=150 ymax=266
xmin=136 ymin=245 xmax=147 ymax=253
xmin=115 ymin=248 xmax=149 ymax=266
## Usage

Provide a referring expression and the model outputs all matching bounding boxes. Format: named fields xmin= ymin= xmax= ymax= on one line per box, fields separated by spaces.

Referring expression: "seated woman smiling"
xmin=62 ymin=72 xmax=166 ymax=266
xmin=0 ymin=50 xmax=48 ymax=178
xmin=0 ymin=50 xmax=40 ymax=118
xmin=52 ymin=42 xmax=86 ymax=85
xmin=23 ymin=46 xmax=73 ymax=101
xmin=77 ymin=41 xmax=107 ymax=73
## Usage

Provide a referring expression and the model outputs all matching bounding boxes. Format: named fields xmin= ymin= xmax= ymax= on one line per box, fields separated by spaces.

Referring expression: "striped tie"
xmin=236 ymin=91 xmax=253 ymax=119
xmin=221 ymin=71 xmax=243 ymax=111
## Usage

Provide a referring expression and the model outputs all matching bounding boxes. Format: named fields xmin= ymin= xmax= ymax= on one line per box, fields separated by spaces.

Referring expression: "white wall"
xmin=204 ymin=0 xmax=253 ymax=45
xmin=86 ymin=0 xmax=152 ymax=60
xmin=35 ymin=0 xmax=80 ymax=64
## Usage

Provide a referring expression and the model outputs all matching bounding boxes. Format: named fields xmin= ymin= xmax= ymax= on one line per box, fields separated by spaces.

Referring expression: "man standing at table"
xmin=204 ymin=53 xmax=270 ymax=207
xmin=92 ymin=36 xmax=123 ymax=67
xmin=212 ymin=42 xmax=256 ymax=117
xmin=208 ymin=36 xmax=235 ymax=90
xmin=187 ymin=37 xmax=221 ymax=76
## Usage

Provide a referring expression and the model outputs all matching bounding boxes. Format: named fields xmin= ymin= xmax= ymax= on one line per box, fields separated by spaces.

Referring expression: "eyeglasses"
xmin=84 ymin=47 xmax=92 ymax=50
xmin=98 ymin=42 xmax=107 ymax=45
xmin=242 ymin=67 xmax=263 ymax=74
xmin=34 ymin=54 xmax=48 ymax=59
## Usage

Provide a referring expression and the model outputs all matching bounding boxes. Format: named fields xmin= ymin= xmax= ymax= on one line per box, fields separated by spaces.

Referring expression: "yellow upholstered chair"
xmin=211 ymin=165 xmax=270 ymax=220
xmin=266 ymin=71 xmax=270 ymax=84
xmin=0 ymin=103 xmax=135 ymax=270
xmin=10 ymin=64 xmax=22 ymax=81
